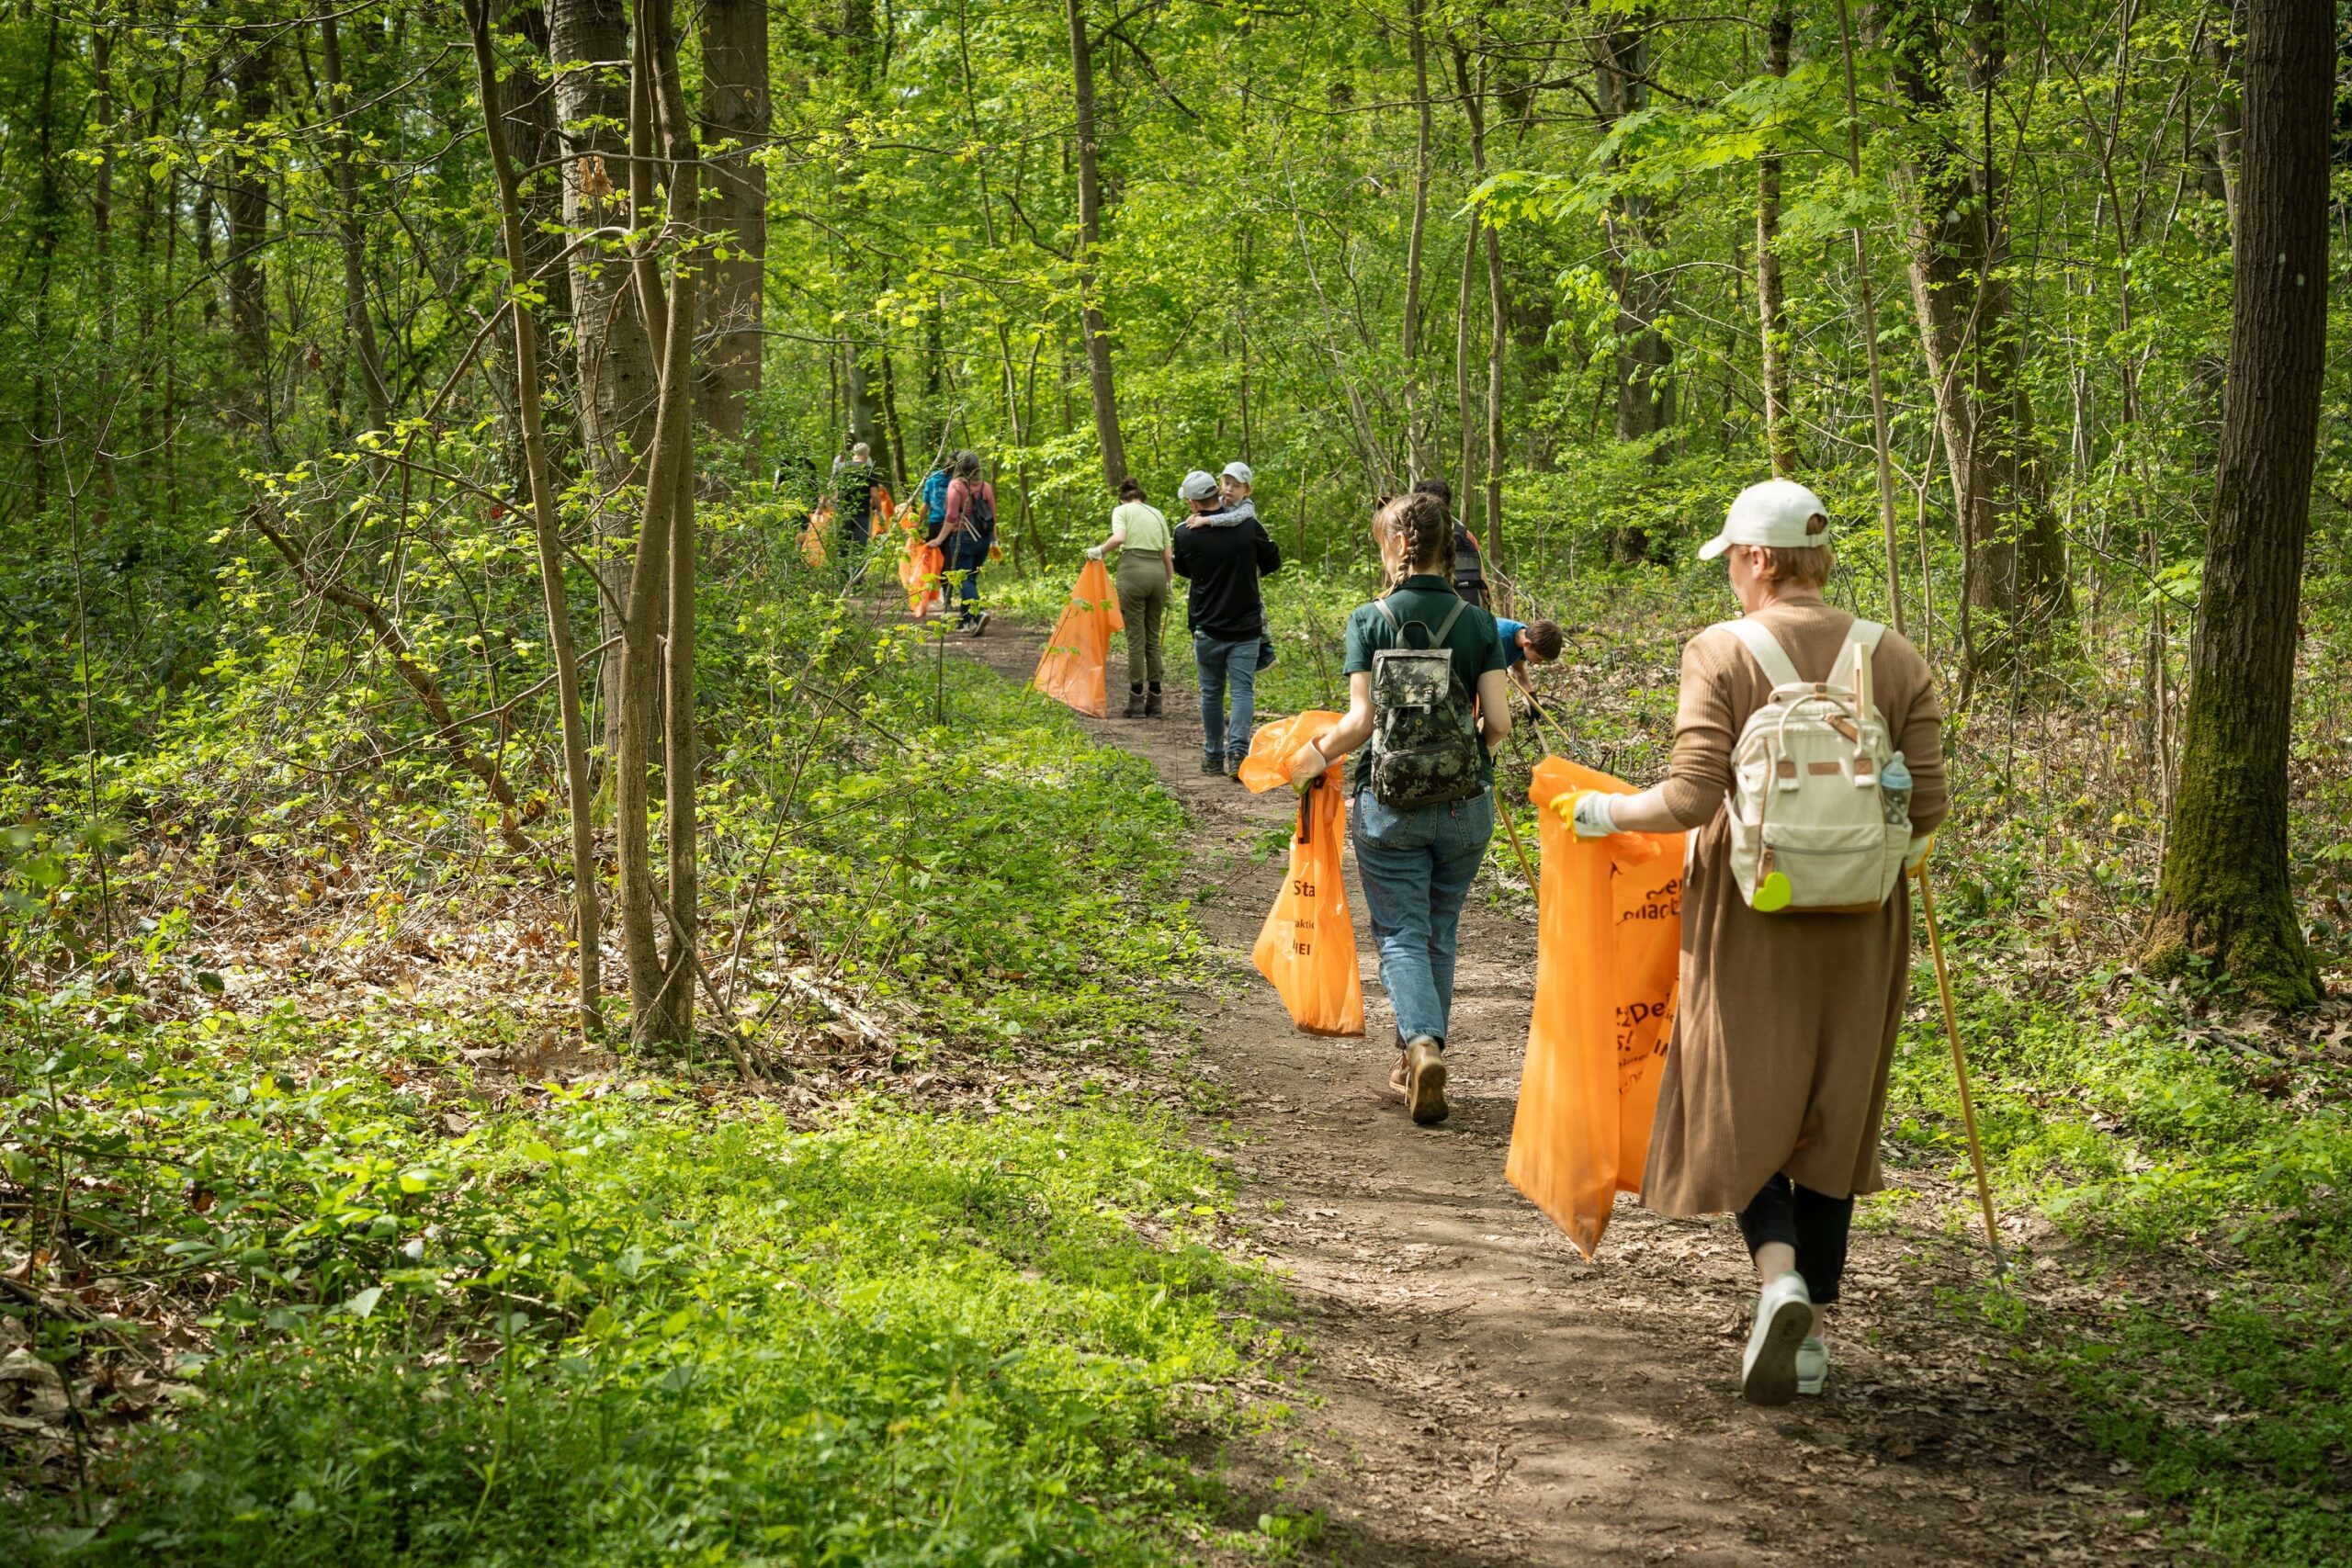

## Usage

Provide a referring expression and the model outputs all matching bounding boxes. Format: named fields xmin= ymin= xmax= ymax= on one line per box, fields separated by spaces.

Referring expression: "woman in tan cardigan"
xmin=1571 ymin=479 xmax=1947 ymax=1405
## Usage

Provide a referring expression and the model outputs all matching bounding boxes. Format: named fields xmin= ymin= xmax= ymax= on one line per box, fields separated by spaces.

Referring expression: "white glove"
xmin=1286 ymin=740 xmax=1329 ymax=788
xmin=1084 ymin=546 xmax=1104 ymax=560
xmin=1905 ymin=833 xmax=1933 ymax=873
xmin=1569 ymin=790 xmax=1619 ymax=841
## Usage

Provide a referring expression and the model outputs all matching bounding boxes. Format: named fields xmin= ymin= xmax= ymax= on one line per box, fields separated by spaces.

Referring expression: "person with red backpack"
xmin=1566 ymin=479 xmax=1947 ymax=1405
xmin=927 ymin=449 xmax=996 ymax=635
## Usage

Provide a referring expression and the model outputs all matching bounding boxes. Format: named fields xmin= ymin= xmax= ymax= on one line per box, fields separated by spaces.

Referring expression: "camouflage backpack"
xmin=1365 ymin=595 xmax=1485 ymax=810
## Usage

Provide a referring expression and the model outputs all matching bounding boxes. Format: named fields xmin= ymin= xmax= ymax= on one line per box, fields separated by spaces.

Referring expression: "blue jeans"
xmin=1193 ymin=632 xmax=1261 ymax=764
xmin=1350 ymin=788 xmax=1494 ymax=1047
xmin=943 ymin=532 xmax=987 ymax=623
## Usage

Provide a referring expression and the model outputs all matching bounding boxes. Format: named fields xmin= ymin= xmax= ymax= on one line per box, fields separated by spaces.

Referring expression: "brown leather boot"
xmin=1123 ymin=687 xmax=1144 ymax=717
xmin=1404 ymin=1038 xmax=1449 ymax=1125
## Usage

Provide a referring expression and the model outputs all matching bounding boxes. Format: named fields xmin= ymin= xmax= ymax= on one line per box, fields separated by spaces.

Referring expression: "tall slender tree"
xmin=548 ymin=0 xmax=659 ymax=752
xmin=1063 ymin=0 xmax=1128 ymax=487
xmin=1884 ymin=0 xmax=2069 ymax=664
xmin=466 ymin=0 xmax=604 ymax=1037
xmin=1755 ymin=2 xmax=1795 ymax=478
xmin=1400 ymin=0 xmax=1435 ymax=481
xmin=696 ymin=0 xmax=768 ymax=440
xmin=2145 ymin=0 xmax=2333 ymax=1008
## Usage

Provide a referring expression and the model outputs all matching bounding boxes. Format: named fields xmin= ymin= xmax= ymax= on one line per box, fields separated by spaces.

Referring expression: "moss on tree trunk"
xmin=2143 ymin=0 xmax=2331 ymax=1010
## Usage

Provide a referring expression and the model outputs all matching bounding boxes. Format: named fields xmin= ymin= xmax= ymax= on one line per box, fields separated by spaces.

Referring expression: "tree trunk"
xmin=1450 ymin=45 xmax=1510 ymax=574
xmin=1453 ymin=209 xmax=1477 ymax=498
xmin=1595 ymin=27 xmax=1672 ymax=450
xmin=1757 ymin=3 xmax=1795 ymax=477
xmin=2144 ymin=0 xmax=2330 ymax=1009
xmin=1062 ymin=0 xmax=1128 ymax=486
xmin=1400 ymin=0 xmax=1434 ymax=480
xmin=615 ymin=0 xmax=700 ymax=1046
xmin=844 ymin=342 xmax=878 ymax=450
xmin=225 ymin=32 xmax=274 ymax=438
xmin=695 ymin=0 xmax=766 ymax=440
xmin=467 ymin=0 xmax=604 ymax=1037
xmin=320 ymin=13 xmax=390 ymax=442
xmin=1885 ymin=0 xmax=2069 ymax=664
xmin=548 ymin=0 xmax=659 ymax=757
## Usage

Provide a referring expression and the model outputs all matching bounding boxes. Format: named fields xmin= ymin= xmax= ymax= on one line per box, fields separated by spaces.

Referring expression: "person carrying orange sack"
xmin=1031 ymin=558 xmax=1125 ymax=716
xmin=899 ymin=533 xmax=943 ymax=617
xmin=1240 ymin=713 xmax=1363 ymax=1037
xmin=1567 ymin=479 xmax=1948 ymax=1408
xmin=1505 ymin=757 xmax=1684 ymax=1264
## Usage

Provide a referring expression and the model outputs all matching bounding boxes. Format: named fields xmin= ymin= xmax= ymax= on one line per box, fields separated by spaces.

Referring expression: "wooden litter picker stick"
xmin=1916 ymin=860 xmax=2005 ymax=1262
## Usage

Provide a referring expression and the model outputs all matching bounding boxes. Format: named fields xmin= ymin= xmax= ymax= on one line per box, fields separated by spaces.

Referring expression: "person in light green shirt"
xmin=1087 ymin=478 xmax=1175 ymax=716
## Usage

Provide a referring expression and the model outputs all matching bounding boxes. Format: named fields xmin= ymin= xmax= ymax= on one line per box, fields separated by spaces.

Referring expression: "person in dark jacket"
xmin=1172 ymin=468 xmax=1282 ymax=777
xmin=1412 ymin=476 xmax=1488 ymax=609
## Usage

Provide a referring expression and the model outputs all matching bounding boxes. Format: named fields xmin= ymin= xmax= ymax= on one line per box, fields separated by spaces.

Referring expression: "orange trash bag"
xmin=899 ymin=536 xmax=944 ymax=617
xmin=800 ymin=507 xmax=831 ymax=570
xmin=1505 ymin=756 xmax=1687 ymax=1259
xmin=1240 ymin=713 xmax=1364 ymax=1037
xmin=1030 ymin=558 xmax=1125 ymax=716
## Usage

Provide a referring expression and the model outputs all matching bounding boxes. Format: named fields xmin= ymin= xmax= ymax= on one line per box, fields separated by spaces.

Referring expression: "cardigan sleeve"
xmin=1658 ymin=632 xmax=1740 ymax=829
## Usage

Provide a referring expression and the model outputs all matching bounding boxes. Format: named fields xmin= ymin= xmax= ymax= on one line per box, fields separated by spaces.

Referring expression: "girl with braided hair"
xmin=1286 ymin=491 xmax=1511 ymax=1123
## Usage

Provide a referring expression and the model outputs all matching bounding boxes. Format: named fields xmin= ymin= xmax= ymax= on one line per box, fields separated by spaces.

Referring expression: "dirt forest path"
xmin=950 ymin=619 xmax=2164 ymax=1566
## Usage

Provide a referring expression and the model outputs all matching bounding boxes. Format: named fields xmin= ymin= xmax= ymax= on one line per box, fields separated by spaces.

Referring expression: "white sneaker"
xmin=1795 ymin=1335 xmax=1828 ymax=1396
xmin=1740 ymin=1273 xmax=1815 ymax=1406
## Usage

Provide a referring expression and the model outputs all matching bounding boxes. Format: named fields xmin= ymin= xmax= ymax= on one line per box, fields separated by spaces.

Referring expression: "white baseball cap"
xmin=1699 ymin=479 xmax=1830 ymax=560
xmin=1178 ymin=469 xmax=1220 ymax=502
xmin=1220 ymin=461 xmax=1254 ymax=488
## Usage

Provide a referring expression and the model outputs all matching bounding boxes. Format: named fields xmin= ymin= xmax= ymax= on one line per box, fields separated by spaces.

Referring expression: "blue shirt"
xmin=1495 ymin=617 xmax=1528 ymax=668
xmin=920 ymin=469 xmax=951 ymax=525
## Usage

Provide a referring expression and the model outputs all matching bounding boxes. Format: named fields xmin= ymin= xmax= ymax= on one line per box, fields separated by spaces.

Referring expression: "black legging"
xmin=1736 ymin=1174 xmax=1856 ymax=1305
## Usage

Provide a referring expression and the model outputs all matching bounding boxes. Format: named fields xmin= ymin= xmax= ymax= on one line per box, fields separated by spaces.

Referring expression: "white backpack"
xmin=1719 ymin=617 xmax=1911 ymax=914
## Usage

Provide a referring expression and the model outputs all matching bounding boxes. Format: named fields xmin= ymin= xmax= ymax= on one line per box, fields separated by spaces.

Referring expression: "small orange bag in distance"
xmin=1241 ymin=713 xmax=1364 ymax=1037
xmin=801 ymin=506 xmax=831 ymax=570
xmin=1030 ymin=558 xmax=1125 ymax=716
xmin=1505 ymin=756 xmax=1686 ymax=1258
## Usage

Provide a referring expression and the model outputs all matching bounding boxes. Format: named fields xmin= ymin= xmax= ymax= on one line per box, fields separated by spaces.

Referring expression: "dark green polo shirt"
xmin=1340 ymin=575 xmax=1508 ymax=792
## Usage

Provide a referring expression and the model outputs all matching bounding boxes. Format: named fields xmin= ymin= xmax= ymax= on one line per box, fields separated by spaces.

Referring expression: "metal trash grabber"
xmin=1915 ymin=858 xmax=2006 ymax=1267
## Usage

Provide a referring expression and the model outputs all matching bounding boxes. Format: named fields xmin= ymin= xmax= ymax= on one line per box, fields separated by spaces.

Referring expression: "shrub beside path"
xmin=952 ymin=620 xmax=2166 ymax=1566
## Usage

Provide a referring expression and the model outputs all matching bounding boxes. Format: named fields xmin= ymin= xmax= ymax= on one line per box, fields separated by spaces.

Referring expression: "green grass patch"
xmin=1883 ymin=954 xmax=2352 ymax=1565
xmin=6 ymin=1010 xmax=1277 ymax=1562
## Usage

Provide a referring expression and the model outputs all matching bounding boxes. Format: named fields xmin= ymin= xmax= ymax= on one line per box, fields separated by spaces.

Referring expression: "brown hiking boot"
xmin=1404 ymin=1038 xmax=1448 ymax=1124
xmin=1123 ymin=688 xmax=1144 ymax=718
xmin=1388 ymin=1052 xmax=1409 ymax=1097
xmin=1144 ymin=689 xmax=1163 ymax=717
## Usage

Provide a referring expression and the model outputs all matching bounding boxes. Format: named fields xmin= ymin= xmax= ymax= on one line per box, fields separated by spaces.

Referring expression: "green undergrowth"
xmin=5 ymin=990 xmax=1281 ymax=1563
xmin=1883 ymin=930 xmax=2352 ymax=1563
xmin=5 ymin=551 xmax=1295 ymax=1563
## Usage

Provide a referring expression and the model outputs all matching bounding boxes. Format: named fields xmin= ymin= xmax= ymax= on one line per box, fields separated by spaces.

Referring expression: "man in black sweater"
xmin=1172 ymin=468 xmax=1283 ymax=776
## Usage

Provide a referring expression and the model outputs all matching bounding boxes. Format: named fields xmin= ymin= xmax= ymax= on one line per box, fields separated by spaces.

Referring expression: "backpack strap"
xmin=1374 ymin=592 xmax=1464 ymax=651
xmin=1717 ymin=617 xmax=1804 ymax=692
